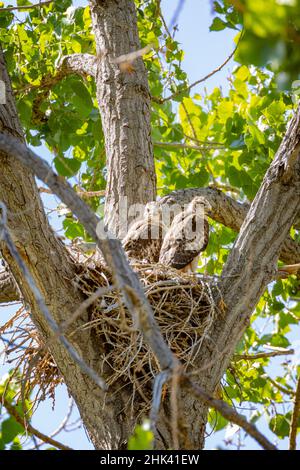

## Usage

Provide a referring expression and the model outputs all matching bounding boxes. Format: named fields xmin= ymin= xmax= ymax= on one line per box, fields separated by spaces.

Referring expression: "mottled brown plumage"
xmin=122 ymin=202 xmax=167 ymax=263
xmin=159 ymin=197 xmax=210 ymax=273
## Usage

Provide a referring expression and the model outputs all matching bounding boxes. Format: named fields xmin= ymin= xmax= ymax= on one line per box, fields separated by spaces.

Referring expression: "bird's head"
xmin=188 ymin=197 xmax=211 ymax=216
xmin=144 ymin=201 xmax=162 ymax=219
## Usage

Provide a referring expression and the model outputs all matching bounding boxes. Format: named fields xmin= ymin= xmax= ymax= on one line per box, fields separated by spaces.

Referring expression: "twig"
xmin=168 ymin=0 xmax=186 ymax=30
xmin=170 ymin=362 xmax=181 ymax=449
xmin=0 ymin=1 xmax=52 ymax=12
xmin=268 ymin=377 xmax=295 ymax=397
xmin=39 ymin=187 xmax=106 ymax=198
xmin=150 ymin=370 xmax=170 ymax=430
xmin=154 ymin=141 xmax=224 ymax=152
xmin=0 ymin=202 xmax=108 ymax=392
xmin=289 ymin=373 xmax=300 ymax=450
xmin=0 ymin=394 xmax=72 ymax=451
xmin=155 ymin=33 xmax=242 ymax=104
xmin=234 ymin=348 xmax=294 ymax=361
xmin=60 ymin=286 xmax=113 ymax=333
xmin=185 ymin=377 xmax=277 ymax=450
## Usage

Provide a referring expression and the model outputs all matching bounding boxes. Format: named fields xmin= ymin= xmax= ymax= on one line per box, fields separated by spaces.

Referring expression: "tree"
xmin=0 ymin=0 xmax=300 ymax=450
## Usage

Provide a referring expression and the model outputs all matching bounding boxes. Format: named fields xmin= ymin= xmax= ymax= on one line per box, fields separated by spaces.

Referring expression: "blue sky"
xmin=0 ymin=0 xmax=297 ymax=451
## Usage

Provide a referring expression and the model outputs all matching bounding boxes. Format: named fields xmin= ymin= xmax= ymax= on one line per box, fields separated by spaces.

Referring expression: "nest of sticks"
xmin=1 ymin=255 xmax=220 ymax=412
xmin=0 ymin=306 xmax=62 ymax=408
xmin=73 ymin=259 xmax=220 ymax=406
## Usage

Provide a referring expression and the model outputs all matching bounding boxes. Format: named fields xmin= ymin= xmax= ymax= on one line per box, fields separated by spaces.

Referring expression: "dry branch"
xmin=289 ymin=372 xmax=300 ymax=450
xmin=185 ymin=377 xmax=277 ymax=450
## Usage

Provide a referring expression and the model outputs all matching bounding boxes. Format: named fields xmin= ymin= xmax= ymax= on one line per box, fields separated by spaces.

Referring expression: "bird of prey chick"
xmin=159 ymin=197 xmax=210 ymax=273
xmin=122 ymin=202 xmax=167 ymax=264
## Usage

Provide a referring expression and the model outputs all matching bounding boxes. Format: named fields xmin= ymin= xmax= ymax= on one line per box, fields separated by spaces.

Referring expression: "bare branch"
xmin=185 ymin=377 xmax=277 ymax=450
xmin=0 ymin=267 xmax=19 ymax=303
xmin=0 ymin=1 xmax=52 ymax=12
xmin=0 ymin=393 xmax=72 ymax=451
xmin=234 ymin=348 xmax=294 ymax=361
xmin=268 ymin=377 xmax=296 ymax=397
xmin=0 ymin=133 xmax=177 ymax=373
xmin=289 ymin=372 xmax=300 ymax=450
xmin=154 ymin=141 xmax=225 ymax=152
xmin=0 ymin=202 xmax=108 ymax=391
xmin=39 ymin=187 xmax=105 ymax=198
xmin=154 ymin=34 xmax=242 ymax=104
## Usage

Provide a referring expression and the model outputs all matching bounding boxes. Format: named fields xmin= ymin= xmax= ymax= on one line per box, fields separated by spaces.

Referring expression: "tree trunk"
xmin=0 ymin=45 xmax=135 ymax=450
xmin=89 ymin=0 xmax=157 ymax=237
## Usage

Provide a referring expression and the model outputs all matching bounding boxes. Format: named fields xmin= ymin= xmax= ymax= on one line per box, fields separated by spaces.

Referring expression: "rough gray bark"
xmin=89 ymin=0 xmax=157 ymax=237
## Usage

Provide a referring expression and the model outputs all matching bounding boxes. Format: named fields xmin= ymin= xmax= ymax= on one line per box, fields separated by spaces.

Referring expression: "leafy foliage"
xmin=128 ymin=421 xmax=154 ymax=450
xmin=0 ymin=372 xmax=32 ymax=450
xmin=211 ymin=0 xmax=300 ymax=88
xmin=0 ymin=0 xmax=299 ymax=449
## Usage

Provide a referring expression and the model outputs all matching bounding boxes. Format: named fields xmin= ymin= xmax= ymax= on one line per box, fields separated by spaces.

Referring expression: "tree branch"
xmin=234 ymin=348 xmax=295 ymax=361
xmin=0 ymin=132 xmax=176 ymax=374
xmin=159 ymin=187 xmax=300 ymax=265
xmin=153 ymin=34 xmax=241 ymax=104
xmin=289 ymin=372 xmax=300 ymax=450
xmin=0 ymin=1 xmax=52 ymax=12
xmin=189 ymin=103 xmax=300 ymax=445
xmin=18 ymin=54 xmax=96 ymax=124
xmin=0 ymin=393 xmax=72 ymax=451
xmin=185 ymin=377 xmax=276 ymax=450
xmin=18 ymin=54 xmax=97 ymax=97
xmin=0 ymin=267 xmax=19 ymax=303
xmin=154 ymin=141 xmax=225 ymax=151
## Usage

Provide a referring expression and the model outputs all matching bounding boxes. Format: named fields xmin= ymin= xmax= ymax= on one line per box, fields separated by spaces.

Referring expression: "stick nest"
xmin=1 ymin=256 xmax=220 ymax=411
xmin=74 ymin=260 xmax=220 ymax=403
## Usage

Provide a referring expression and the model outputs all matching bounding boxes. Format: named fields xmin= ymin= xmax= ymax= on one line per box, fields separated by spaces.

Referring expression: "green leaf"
xmin=269 ymin=414 xmax=290 ymax=438
xmin=54 ymin=156 xmax=81 ymax=177
xmin=210 ymin=17 xmax=228 ymax=31
xmin=190 ymin=167 xmax=210 ymax=187
xmin=218 ymin=101 xmax=234 ymax=123
xmin=69 ymin=80 xmax=94 ymax=119
xmin=128 ymin=422 xmax=153 ymax=450
xmin=1 ymin=418 xmax=24 ymax=445
xmin=227 ymin=166 xmax=241 ymax=187
xmin=208 ymin=409 xmax=228 ymax=431
xmin=63 ymin=219 xmax=85 ymax=239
